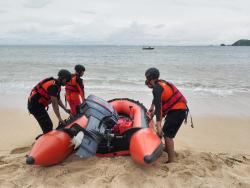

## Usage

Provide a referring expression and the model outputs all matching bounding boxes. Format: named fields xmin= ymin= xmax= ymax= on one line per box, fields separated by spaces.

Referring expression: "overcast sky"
xmin=0 ymin=0 xmax=250 ymax=45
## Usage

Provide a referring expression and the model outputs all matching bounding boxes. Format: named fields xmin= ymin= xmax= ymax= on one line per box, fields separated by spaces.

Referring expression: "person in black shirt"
xmin=145 ymin=67 xmax=188 ymax=163
xmin=74 ymin=65 xmax=85 ymax=94
xmin=28 ymin=70 xmax=71 ymax=134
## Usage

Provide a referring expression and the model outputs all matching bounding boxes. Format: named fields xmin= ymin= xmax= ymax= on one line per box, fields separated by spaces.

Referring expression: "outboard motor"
xmin=73 ymin=95 xmax=118 ymax=158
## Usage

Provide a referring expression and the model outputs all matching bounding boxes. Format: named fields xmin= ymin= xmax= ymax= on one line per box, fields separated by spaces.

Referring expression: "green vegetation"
xmin=232 ymin=39 xmax=250 ymax=46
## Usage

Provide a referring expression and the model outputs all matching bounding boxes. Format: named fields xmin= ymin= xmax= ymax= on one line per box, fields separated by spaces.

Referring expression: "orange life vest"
xmin=158 ymin=80 xmax=187 ymax=116
xmin=65 ymin=74 xmax=84 ymax=100
xmin=30 ymin=77 xmax=61 ymax=107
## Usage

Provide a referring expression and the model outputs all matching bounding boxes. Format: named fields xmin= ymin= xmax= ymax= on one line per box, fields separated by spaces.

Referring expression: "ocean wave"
xmin=192 ymin=87 xmax=234 ymax=96
xmin=1 ymin=80 xmax=249 ymax=97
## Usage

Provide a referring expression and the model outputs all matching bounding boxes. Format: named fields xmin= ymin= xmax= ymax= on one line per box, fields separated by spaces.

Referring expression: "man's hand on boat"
xmin=65 ymin=109 xmax=71 ymax=114
xmin=146 ymin=109 xmax=155 ymax=120
xmin=59 ymin=118 xmax=66 ymax=126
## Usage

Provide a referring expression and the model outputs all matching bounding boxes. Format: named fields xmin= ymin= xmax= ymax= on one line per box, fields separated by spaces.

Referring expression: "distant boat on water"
xmin=142 ymin=46 xmax=154 ymax=50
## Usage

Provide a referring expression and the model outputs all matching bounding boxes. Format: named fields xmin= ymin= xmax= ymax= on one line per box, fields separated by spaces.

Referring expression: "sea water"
xmin=0 ymin=46 xmax=250 ymax=116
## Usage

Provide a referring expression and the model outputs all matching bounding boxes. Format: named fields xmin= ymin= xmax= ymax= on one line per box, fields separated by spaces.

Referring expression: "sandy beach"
xmin=1 ymin=97 xmax=250 ymax=188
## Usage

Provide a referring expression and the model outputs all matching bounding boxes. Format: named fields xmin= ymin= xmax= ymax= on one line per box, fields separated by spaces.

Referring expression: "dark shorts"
xmin=162 ymin=109 xmax=187 ymax=139
xmin=28 ymin=95 xmax=53 ymax=134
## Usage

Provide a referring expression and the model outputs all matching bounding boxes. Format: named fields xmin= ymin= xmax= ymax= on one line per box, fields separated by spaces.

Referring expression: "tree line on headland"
xmin=221 ymin=39 xmax=250 ymax=46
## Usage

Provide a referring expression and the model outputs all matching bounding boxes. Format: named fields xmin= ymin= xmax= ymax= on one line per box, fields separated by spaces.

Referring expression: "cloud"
xmin=106 ymin=22 xmax=155 ymax=45
xmin=1 ymin=19 xmax=250 ymax=45
xmin=0 ymin=10 xmax=7 ymax=14
xmin=80 ymin=10 xmax=96 ymax=15
xmin=104 ymin=20 xmax=250 ymax=45
xmin=22 ymin=0 xmax=51 ymax=9
xmin=0 ymin=18 xmax=114 ymax=45
xmin=0 ymin=0 xmax=250 ymax=45
xmin=155 ymin=24 xmax=165 ymax=29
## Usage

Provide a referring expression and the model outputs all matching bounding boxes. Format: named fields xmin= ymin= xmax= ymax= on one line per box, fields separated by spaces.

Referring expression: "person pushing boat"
xmin=145 ymin=67 xmax=188 ymax=163
xmin=28 ymin=69 xmax=71 ymax=134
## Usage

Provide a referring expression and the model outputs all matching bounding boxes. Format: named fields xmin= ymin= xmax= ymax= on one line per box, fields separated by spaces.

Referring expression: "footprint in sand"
xmin=10 ymin=147 xmax=30 ymax=154
xmin=0 ymin=163 xmax=20 ymax=174
xmin=0 ymin=156 xmax=7 ymax=165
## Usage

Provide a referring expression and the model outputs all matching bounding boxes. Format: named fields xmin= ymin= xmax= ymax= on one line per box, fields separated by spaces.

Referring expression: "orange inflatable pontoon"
xmin=26 ymin=95 xmax=163 ymax=166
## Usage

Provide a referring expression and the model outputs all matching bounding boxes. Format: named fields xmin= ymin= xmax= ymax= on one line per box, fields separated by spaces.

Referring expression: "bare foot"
xmin=165 ymin=160 xmax=176 ymax=164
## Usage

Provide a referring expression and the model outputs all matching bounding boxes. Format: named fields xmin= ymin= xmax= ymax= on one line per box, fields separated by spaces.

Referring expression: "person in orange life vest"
xmin=145 ymin=67 xmax=187 ymax=163
xmin=28 ymin=69 xmax=72 ymax=134
xmin=65 ymin=64 xmax=85 ymax=115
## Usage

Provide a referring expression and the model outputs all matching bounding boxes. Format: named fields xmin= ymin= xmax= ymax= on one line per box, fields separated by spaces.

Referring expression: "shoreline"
xmin=1 ymin=91 xmax=250 ymax=117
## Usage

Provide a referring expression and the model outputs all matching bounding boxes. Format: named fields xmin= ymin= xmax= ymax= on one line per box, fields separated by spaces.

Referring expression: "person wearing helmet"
xmin=145 ymin=67 xmax=188 ymax=163
xmin=65 ymin=64 xmax=85 ymax=115
xmin=28 ymin=69 xmax=71 ymax=134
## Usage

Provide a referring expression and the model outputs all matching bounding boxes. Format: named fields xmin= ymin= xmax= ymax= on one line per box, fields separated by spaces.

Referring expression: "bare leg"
xmin=165 ymin=137 xmax=175 ymax=163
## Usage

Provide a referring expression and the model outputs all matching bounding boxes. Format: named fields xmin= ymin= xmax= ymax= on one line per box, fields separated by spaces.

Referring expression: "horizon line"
xmin=0 ymin=44 xmax=229 ymax=47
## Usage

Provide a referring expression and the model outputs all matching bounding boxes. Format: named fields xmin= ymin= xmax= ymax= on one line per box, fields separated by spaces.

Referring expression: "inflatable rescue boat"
xmin=26 ymin=95 xmax=163 ymax=166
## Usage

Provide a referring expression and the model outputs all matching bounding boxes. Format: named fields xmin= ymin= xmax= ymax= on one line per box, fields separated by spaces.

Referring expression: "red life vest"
xmin=158 ymin=80 xmax=187 ymax=116
xmin=65 ymin=74 xmax=84 ymax=100
xmin=30 ymin=77 xmax=61 ymax=107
